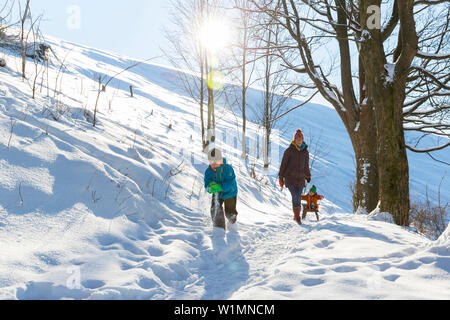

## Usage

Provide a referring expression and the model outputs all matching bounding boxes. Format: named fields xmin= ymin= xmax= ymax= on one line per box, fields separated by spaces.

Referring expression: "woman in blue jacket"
xmin=204 ymin=148 xmax=238 ymax=229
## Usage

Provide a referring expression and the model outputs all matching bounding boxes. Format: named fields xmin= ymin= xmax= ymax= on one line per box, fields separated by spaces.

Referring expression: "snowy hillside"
xmin=0 ymin=34 xmax=449 ymax=300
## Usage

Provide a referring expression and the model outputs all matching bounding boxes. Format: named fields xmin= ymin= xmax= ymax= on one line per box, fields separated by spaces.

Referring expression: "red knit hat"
xmin=294 ymin=129 xmax=303 ymax=140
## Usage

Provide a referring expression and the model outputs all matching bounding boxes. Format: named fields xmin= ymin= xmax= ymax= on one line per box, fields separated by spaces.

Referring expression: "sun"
xmin=199 ymin=17 xmax=232 ymax=53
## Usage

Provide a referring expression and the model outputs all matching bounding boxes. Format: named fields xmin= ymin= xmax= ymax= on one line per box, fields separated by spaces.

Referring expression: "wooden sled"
xmin=302 ymin=203 xmax=320 ymax=221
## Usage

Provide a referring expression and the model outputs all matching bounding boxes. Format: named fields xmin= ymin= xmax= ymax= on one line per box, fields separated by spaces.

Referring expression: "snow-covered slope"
xmin=0 ymin=35 xmax=448 ymax=300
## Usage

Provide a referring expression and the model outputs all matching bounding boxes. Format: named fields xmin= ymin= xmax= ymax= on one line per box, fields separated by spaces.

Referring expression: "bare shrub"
xmin=411 ymin=201 xmax=448 ymax=240
xmin=411 ymin=178 xmax=448 ymax=240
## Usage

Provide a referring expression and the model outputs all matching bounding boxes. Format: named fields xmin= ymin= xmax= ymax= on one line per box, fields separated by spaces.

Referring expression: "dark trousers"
xmin=288 ymin=185 xmax=303 ymax=208
xmin=210 ymin=194 xmax=238 ymax=228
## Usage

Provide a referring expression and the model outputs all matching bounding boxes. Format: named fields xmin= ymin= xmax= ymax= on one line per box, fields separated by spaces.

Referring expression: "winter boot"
xmin=293 ymin=206 xmax=302 ymax=224
xmin=227 ymin=213 xmax=237 ymax=224
xmin=224 ymin=197 xmax=238 ymax=225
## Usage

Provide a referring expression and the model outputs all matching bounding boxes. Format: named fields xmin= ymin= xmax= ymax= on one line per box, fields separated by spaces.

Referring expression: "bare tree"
xmin=256 ymin=15 xmax=291 ymax=169
xmin=19 ymin=0 xmax=31 ymax=79
xmin=163 ymin=0 xmax=209 ymax=149
xmin=227 ymin=0 xmax=297 ymax=166
xmin=248 ymin=0 xmax=449 ymax=226
xmin=228 ymin=0 xmax=260 ymax=159
xmin=164 ymin=0 xmax=227 ymax=151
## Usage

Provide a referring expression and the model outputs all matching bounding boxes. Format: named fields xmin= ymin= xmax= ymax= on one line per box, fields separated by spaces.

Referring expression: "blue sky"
xmin=28 ymin=0 xmax=171 ymax=65
xmin=16 ymin=0 xmax=332 ymax=107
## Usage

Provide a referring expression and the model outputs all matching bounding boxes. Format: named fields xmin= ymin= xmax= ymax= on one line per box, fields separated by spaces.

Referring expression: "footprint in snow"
xmin=314 ymin=239 xmax=333 ymax=249
xmin=333 ymin=265 xmax=357 ymax=273
xmin=395 ymin=260 xmax=422 ymax=270
xmin=82 ymin=280 xmax=105 ymax=289
xmin=301 ymin=278 xmax=325 ymax=287
xmin=384 ymin=274 xmax=401 ymax=282
xmin=137 ymin=277 xmax=158 ymax=290
xmin=302 ymin=268 xmax=326 ymax=275
xmin=147 ymin=245 xmax=164 ymax=257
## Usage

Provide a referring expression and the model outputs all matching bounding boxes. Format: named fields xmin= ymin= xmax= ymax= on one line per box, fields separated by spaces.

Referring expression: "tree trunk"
xmin=206 ymin=53 xmax=215 ymax=132
xmin=361 ymin=69 xmax=411 ymax=226
xmin=375 ymin=86 xmax=410 ymax=225
xmin=333 ymin=0 xmax=379 ymax=214
xmin=241 ymin=63 xmax=247 ymax=159
xmin=200 ymin=51 xmax=206 ymax=150
xmin=350 ymin=55 xmax=380 ymax=214
xmin=263 ymin=31 xmax=271 ymax=167
xmin=359 ymin=0 xmax=416 ymax=225
xmin=351 ymin=105 xmax=379 ymax=214
xmin=241 ymin=19 xmax=248 ymax=159
xmin=21 ymin=0 xmax=31 ymax=80
xmin=263 ymin=126 xmax=270 ymax=169
xmin=207 ymin=86 xmax=215 ymax=131
xmin=358 ymin=0 xmax=417 ymax=225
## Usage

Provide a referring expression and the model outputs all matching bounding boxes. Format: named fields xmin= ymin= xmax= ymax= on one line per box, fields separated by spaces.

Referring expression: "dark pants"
xmin=288 ymin=185 xmax=303 ymax=208
xmin=210 ymin=194 xmax=238 ymax=228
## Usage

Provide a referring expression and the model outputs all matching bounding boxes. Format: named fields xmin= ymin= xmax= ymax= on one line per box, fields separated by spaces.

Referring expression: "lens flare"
xmin=207 ymin=70 xmax=225 ymax=91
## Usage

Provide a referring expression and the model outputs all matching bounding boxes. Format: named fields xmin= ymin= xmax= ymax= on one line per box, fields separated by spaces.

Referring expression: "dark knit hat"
xmin=309 ymin=185 xmax=317 ymax=193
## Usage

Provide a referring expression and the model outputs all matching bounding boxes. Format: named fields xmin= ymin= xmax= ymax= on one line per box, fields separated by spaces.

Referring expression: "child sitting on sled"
xmin=204 ymin=148 xmax=238 ymax=229
xmin=301 ymin=185 xmax=324 ymax=220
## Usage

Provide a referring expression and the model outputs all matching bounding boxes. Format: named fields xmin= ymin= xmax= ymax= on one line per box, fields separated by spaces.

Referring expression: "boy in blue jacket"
xmin=204 ymin=148 xmax=238 ymax=229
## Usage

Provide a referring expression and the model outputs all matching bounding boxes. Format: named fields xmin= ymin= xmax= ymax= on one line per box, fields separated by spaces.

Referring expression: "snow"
xmin=361 ymin=30 xmax=371 ymax=41
xmin=359 ymin=161 xmax=370 ymax=186
xmin=368 ymin=211 xmax=394 ymax=224
xmin=417 ymin=51 xmax=449 ymax=59
xmin=436 ymin=226 xmax=449 ymax=247
xmin=229 ymin=213 xmax=448 ymax=300
xmin=0 ymin=32 xmax=449 ymax=300
xmin=384 ymin=63 xmax=395 ymax=84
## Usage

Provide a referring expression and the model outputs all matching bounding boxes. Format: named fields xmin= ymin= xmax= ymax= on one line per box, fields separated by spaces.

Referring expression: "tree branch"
xmin=406 ymin=141 xmax=450 ymax=153
xmin=416 ymin=51 xmax=450 ymax=60
xmin=381 ymin=0 xmax=399 ymax=42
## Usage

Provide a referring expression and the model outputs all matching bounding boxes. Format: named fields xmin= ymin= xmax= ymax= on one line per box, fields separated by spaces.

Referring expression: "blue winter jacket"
xmin=204 ymin=158 xmax=238 ymax=200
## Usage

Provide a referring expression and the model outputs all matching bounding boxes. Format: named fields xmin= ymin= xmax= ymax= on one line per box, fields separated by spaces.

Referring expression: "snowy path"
xmin=149 ymin=200 xmax=449 ymax=300
xmin=228 ymin=211 xmax=449 ymax=300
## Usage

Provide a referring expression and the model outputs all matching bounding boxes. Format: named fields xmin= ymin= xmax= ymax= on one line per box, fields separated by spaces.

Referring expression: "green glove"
xmin=207 ymin=182 xmax=222 ymax=194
